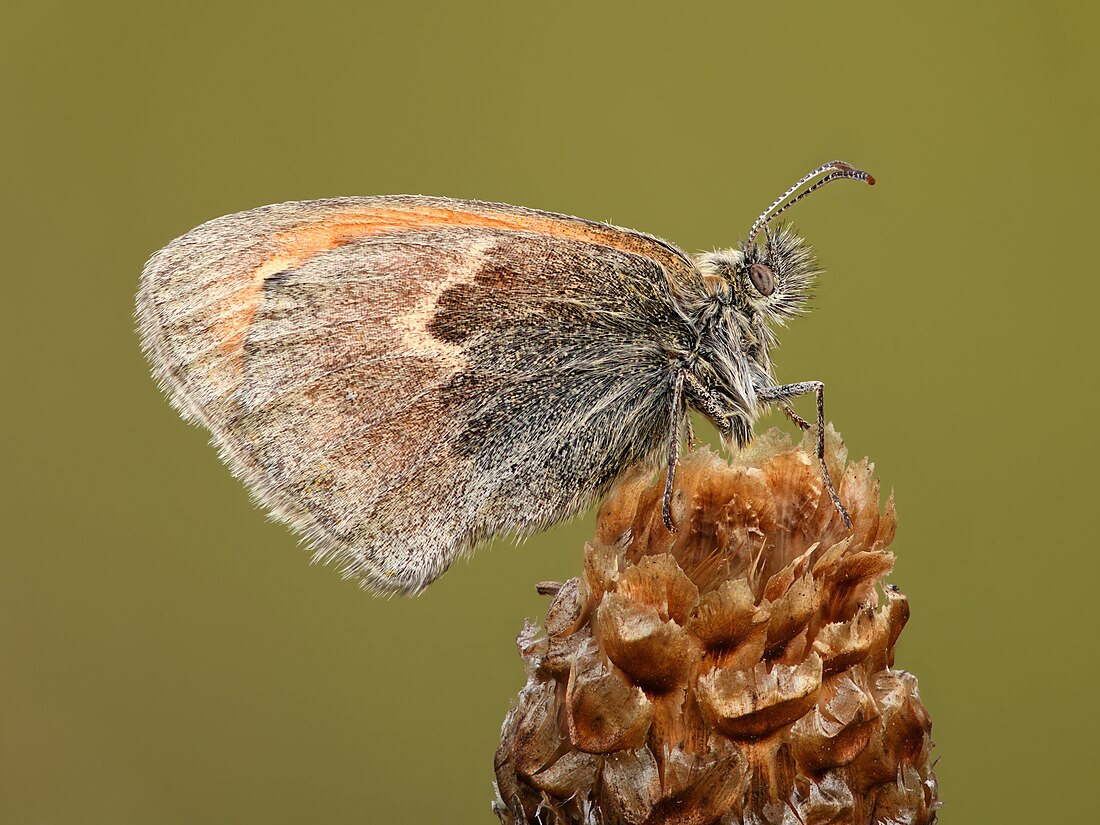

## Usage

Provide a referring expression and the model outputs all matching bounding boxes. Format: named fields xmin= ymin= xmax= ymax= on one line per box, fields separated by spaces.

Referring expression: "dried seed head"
xmin=494 ymin=427 xmax=938 ymax=824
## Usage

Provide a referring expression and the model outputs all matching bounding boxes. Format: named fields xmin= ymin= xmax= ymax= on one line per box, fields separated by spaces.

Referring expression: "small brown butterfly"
xmin=137 ymin=160 xmax=874 ymax=595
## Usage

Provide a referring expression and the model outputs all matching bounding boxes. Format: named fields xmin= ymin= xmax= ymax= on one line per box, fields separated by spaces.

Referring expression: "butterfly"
xmin=137 ymin=160 xmax=873 ymax=594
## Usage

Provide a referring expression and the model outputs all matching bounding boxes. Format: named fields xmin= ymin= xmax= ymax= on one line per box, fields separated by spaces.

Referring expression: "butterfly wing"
xmin=137 ymin=196 xmax=699 ymax=593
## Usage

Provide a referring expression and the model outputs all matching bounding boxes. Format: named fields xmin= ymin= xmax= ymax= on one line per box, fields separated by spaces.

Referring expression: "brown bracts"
xmin=494 ymin=428 xmax=938 ymax=825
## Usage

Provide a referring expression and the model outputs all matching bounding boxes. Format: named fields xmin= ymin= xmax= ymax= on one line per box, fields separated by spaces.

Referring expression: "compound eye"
xmin=748 ymin=263 xmax=776 ymax=296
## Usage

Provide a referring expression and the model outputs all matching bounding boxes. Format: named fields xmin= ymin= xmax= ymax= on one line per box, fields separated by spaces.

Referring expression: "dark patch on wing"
xmin=427 ymin=262 xmax=541 ymax=344
xmin=428 ymin=282 xmax=483 ymax=344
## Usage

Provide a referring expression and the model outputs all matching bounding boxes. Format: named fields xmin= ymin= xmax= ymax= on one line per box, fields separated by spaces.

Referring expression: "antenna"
xmin=746 ymin=161 xmax=875 ymax=248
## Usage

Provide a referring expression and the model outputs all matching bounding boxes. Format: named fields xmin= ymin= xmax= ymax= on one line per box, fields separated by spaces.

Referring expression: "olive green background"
xmin=4 ymin=1 xmax=1096 ymax=822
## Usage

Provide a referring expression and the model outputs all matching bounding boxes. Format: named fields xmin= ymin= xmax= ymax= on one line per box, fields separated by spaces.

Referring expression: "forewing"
xmin=137 ymin=196 xmax=697 ymax=593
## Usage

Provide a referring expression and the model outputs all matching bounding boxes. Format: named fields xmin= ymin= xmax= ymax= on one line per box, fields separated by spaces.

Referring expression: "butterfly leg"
xmin=758 ymin=381 xmax=852 ymax=529
xmin=662 ymin=369 xmax=686 ymax=532
xmin=661 ymin=371 xmax=736 ymax=532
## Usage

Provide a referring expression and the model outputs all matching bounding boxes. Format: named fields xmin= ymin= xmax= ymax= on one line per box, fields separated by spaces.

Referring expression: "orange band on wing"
xmin=269 ymin=206 xmax=671 ymax=259
xmin=215 ymin=205 xmax=684 ymax=359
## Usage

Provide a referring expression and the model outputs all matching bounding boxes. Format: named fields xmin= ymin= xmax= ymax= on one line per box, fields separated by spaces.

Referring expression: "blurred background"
xmin=3 ymin=1 xmax=1096 ymax=822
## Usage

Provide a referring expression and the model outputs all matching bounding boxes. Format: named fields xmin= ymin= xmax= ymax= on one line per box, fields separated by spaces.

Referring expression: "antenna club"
xmin=866 ymin=174 xmax=876 ymax=186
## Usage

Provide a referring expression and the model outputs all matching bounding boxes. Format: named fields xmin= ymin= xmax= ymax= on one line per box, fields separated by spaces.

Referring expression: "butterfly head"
xmin=695 ymin=160 xmax=874 ymax=325
xmin=696 ymin=223 xmax=819 ymax=324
